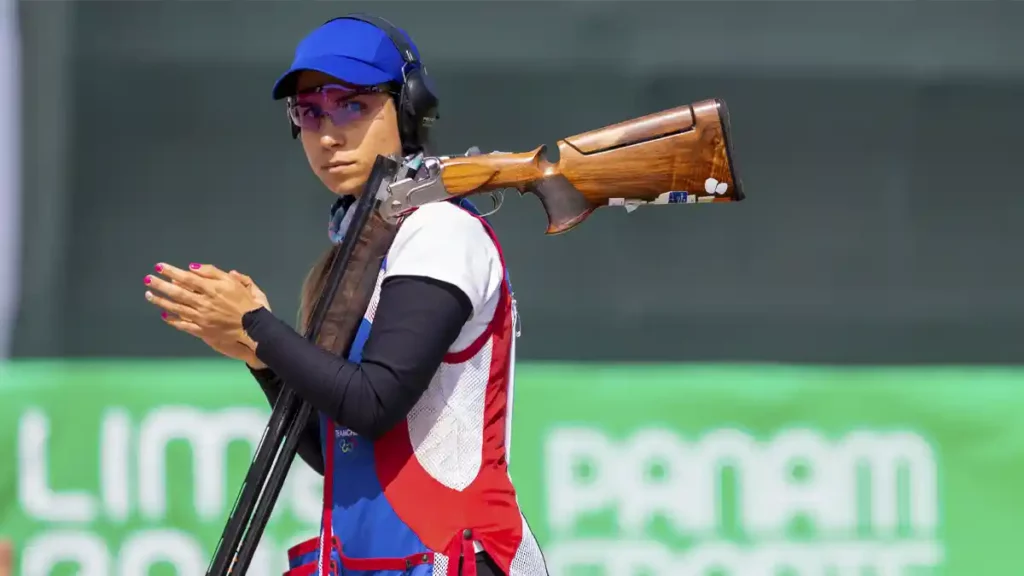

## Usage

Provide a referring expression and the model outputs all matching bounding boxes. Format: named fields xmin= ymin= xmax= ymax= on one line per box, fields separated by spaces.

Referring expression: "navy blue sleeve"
xmin=241 ymin=276 xmax=472 ymax=441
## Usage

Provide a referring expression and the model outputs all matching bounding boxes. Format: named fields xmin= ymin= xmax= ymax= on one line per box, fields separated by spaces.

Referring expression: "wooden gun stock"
xmin=439 ymin=99 xmax=744 ymax=234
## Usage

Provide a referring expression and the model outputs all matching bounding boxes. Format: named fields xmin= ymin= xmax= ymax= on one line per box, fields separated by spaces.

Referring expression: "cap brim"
xmin=271 ymin=55 xmax=396 ymax=100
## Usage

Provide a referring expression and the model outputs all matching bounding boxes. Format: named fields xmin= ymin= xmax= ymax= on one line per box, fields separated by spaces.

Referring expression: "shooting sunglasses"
xmin=285 ymin=83 xmax=393 ymax=132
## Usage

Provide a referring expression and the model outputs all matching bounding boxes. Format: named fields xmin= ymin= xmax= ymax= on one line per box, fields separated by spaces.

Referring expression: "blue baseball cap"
xmin=272 ymin=17 xmax=417 ymax=100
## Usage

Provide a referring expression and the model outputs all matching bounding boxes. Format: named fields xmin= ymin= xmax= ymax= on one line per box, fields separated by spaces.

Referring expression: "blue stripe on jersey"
xmin=347 ymin=316 xmax=373 ymax=363
xmin=310 ymin=203 xmax=514 ymax=575
xmin=316 ymin=272 xmax=435 ymax=575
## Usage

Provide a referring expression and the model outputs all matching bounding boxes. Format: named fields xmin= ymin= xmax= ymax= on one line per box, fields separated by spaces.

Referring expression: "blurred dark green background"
xmin=5 ymin=4 xmax=1024 ymax=575
xmin=12 ymin=1 xmax=1024 ymax=364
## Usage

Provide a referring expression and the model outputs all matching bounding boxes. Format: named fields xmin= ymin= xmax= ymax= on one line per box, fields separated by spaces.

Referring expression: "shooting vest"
xmin=284 ymin=201 xmax=547 ymax=576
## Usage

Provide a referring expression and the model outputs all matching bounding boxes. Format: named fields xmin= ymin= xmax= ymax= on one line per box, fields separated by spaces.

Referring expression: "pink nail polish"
xmin=154 ymin=264 xmax=163 ymax=273
xmin=144 ymin=276 xmax=151 ymax=285
xmin=161 ymin=311 xmax=168 ymax=319
xmin=189 ymin=263 xmax=201 ymax=270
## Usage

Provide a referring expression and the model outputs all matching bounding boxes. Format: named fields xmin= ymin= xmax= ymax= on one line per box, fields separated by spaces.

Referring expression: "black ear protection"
xmin=291 ymin=13 xmax=440 ymax=155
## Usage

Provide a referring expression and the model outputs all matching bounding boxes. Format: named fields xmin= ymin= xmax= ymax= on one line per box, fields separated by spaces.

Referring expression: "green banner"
xmin=2 ymin=361 xmax=1024 ymax=575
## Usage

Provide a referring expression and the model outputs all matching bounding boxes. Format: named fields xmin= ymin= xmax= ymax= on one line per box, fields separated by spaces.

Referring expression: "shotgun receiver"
xmin=382 ymin=98 xmax=744 ymax=234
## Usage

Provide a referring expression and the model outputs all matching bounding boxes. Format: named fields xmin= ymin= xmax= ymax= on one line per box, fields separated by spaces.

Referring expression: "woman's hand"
xmin=193 ymin=329 xmax=266 ymax=370
xmin=144 ymin=262 xmax=272 ymax=368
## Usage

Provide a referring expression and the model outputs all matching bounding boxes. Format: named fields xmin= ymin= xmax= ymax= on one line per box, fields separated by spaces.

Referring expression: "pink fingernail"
xmin=143 ymin=276 xmax=152 ymax=285
xmin=161 ymin=311 xmax=168 ymax=319
xmin=189 ymin=263 xmax=201 ymax=270
xmin=154 ymin=264 xmax=163 ymax=273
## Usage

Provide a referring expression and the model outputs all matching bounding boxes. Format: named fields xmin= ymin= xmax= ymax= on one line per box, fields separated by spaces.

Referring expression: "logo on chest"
xmin=335 ymin=427 xmax=360 ymax=453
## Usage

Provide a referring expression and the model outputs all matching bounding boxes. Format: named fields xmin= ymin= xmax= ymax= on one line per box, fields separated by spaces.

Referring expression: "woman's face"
xmin=292 ymin=70 xmax=403 ymax=196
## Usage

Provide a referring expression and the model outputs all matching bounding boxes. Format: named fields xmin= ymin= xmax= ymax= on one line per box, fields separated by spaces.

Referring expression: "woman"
xmin=142 ymin=14 xmax=548 ymax=576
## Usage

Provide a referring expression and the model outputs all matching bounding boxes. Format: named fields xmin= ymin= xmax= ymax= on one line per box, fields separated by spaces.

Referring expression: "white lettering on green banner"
xmin=3 ymin=361 xmax=1024 ymax=575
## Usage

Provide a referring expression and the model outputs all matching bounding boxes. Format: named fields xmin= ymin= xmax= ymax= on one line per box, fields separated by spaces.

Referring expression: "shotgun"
xmin=208 ymin=156 xmax=404 ymax=576
xmin=208 ymin=97 xmax=743 ymax=575
xmin=381 ymin=98 xmax=743 ymax=231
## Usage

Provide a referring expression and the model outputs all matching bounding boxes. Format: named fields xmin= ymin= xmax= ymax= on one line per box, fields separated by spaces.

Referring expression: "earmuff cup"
xmin=395 ymin=65 xmax=439 ymax=154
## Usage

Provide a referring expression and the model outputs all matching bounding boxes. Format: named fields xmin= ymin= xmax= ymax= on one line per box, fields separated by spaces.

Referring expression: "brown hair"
xmin=295 ymin=213 xmax=400 ymax=349
xmin=297 ymin=246 xmax=337 ymax=334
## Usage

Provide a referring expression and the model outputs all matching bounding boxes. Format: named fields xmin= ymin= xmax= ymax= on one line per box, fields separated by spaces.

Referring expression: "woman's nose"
xmin=320 ymin=129 xmax=345 ymax=149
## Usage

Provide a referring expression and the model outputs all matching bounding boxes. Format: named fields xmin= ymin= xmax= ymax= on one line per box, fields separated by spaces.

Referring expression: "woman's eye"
xmin=339 ymin=100 xmax=367 ymax=115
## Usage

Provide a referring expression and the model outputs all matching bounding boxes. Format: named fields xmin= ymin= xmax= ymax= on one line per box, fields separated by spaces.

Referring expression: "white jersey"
xmin=290 ymin=200 xmax=547 ymax=576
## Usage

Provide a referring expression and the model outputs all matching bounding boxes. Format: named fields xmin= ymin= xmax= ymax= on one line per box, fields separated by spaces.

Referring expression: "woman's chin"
xmin=323 ymin=175 xmax=363 ymax=197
